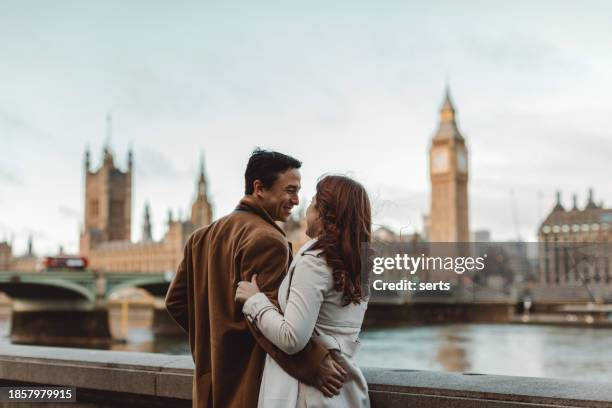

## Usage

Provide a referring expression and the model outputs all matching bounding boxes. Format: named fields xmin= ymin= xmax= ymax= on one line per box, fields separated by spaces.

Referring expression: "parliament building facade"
xmin=79 ymin=146 xmax=213 ymax=273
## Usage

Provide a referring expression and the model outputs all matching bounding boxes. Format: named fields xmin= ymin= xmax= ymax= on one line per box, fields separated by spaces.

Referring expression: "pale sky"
xmin=1 ymin=1 xmax=611 ymax=255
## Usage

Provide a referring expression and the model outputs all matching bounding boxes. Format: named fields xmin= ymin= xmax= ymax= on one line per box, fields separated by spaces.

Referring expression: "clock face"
xmin=431 ymin=148 xmax=449 ymax=173
xmin=457 ymin=149 xmax=467 ymax=173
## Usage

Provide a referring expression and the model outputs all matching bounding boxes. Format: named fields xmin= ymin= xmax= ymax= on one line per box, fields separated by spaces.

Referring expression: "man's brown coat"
xmin=165 ymin=195 xmax=328 ymax=408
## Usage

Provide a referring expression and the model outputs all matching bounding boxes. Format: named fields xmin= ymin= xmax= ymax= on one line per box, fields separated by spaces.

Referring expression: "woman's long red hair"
xmin=312 ymin=175 xmax=372 ymax=305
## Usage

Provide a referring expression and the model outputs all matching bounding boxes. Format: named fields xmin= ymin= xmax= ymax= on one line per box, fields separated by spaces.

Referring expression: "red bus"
xmin=40 ymin=256 xmax=89 ymax=271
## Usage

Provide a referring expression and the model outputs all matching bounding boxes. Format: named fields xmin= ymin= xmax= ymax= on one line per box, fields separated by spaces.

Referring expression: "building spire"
xmin=197 ymin=151 xmax=207 ymax=198
xmin=553 ymin=190 xmax=565 ymax=212
xmin=102 ymin=114 xmax=115 ymax=167
xmin=440 ymin=84 xmax=456 ymax=123
xmin=84 ymin=145 xmax=91 ymax=171
xmin=433 ymin=84 xmax=463 ymax=141
xmin=27 ymin=233 xmax=33 ymax=256
xmin=199 ymin=150 xmax=205 ymax=176
xmin=586 ymin=188 xmax=598 ymax=209
xmin=142 ymin=202 xmax=152 ymax=242
xmin=191 ymin=152 xmax=213 ymax=227
xmin=127 ymin=144 xmax=133 ymax=172
xmin=105 ymin=114 xmax=112 ymax=152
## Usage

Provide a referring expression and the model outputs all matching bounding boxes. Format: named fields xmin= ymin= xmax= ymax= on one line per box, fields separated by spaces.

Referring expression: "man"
xmin=165 ymin=148 xmax=347 ymax=408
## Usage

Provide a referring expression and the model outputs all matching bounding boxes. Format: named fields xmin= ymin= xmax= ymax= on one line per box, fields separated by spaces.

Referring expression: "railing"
xmin=1 ymin=345 xmax=611 ymax=407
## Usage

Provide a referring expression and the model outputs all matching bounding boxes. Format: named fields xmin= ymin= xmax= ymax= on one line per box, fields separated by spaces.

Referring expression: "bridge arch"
xmin=0 ymin=279 xmax=95 ymax=303
xmin=107 ymin=276 xmax=171 ymax=299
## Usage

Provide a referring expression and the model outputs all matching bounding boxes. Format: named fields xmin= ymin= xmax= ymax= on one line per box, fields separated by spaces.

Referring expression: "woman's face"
xmin=305 ymin=195 xmax=322 ymax=238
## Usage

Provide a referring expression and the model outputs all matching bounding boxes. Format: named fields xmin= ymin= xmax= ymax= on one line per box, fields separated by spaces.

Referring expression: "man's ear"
xmin=253 ymin=180 xmax=265 ymax=198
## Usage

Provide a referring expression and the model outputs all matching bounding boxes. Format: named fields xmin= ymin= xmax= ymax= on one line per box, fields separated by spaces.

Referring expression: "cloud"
xmin=18 ymin=228 xmax=48 ymax=240
xmin=0 ymin=222 xmax=12 ymax=239
xmin=0 ymin=109 xmax=53 ymax=141
xmin=136 ymin=146 xmax=181 ymax=181
xmin=468 ymin=35 xmax=567 ymax=68
xmin=58 ymin=206 xmax=79 ymax=218
xmin=367 ymin=183 xmax=428 ymax=232
xmin=0 ymin=167 xmax=22 ymax=186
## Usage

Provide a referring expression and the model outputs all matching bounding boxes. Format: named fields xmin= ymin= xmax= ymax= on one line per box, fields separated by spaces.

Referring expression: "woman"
xmin=235 ymin=175 xmax=371 ymax=408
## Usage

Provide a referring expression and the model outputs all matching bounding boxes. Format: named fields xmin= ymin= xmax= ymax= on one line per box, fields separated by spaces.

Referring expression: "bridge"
xmin=0 ymin=270 xmax=177 ymax=346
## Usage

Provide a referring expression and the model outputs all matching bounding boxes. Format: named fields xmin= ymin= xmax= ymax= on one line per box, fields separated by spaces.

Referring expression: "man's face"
xmin=256 ymin=168 xmax=301 ymax=222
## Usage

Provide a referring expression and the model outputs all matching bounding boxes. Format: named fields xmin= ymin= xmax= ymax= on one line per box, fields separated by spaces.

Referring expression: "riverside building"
xmin=538 ymin=190 xmax=612 ymax=300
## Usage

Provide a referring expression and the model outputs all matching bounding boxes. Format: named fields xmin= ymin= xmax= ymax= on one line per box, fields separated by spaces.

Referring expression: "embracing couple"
xmin=165 ymin=148 xmax=372 ymax=408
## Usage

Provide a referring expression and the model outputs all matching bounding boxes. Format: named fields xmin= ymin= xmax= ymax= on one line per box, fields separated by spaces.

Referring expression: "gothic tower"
xmin=191 ymin=154 xmax=213 ymax=227
xmin=81 ymin=136 xmax=133 ymax=249
xmin=428 ymin=87 xmax=469 ymax=242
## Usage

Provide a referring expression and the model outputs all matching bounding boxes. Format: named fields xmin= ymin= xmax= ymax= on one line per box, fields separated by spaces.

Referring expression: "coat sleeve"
xmin=237 ymin=235 xmax=328 ymax=385
xmin=164 ymin=234 xmax=192 ymax=333
xmin=237 ymin=234 xmax=289 ymax=303
xmin=243 ymin=254 xmax=328 ymax=355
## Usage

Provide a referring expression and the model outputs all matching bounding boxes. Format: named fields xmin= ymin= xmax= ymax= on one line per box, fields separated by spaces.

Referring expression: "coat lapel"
xmin=236 ymin=195 xmax=286 ymax=236
xmin=236 ymin=195 xmax=292 ymax=269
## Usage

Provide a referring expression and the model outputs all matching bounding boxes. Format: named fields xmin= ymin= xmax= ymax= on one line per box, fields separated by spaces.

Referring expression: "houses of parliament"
xmin=78 ymin=144 xmax=213 ymax=273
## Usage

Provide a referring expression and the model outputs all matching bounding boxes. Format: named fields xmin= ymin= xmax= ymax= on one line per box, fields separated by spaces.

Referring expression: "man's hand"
xmin=315 ymin=351 xmax=348 ymax=397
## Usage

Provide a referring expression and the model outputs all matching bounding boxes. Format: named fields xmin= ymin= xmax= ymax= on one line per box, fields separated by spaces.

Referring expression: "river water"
xmin=2 ymin=308 xmax=612 ymax=383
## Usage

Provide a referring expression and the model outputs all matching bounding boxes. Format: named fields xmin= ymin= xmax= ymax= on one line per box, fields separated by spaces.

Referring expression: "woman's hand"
xmin=235 ymin=274 xmax=261 ymax=303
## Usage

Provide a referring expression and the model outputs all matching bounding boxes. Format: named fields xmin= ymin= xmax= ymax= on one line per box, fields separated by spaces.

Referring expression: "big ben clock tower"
xmin=428 ymin=87 xmax=469 ymax=242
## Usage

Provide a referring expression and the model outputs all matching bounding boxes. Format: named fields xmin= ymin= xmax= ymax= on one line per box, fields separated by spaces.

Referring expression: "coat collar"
xmin=299 ymin=238 xmax=322 ymax=256
xmin=236 ymin=195 xmax=286 ymax=236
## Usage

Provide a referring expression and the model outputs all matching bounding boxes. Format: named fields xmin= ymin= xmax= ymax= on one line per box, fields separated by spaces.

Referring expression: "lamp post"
xmin=399 ymin=225 xmax=412 ymax=242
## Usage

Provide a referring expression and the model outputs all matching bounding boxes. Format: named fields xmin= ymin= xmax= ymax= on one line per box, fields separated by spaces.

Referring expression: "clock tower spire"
xmin=428 ymin=86 xmax=470 ymax=242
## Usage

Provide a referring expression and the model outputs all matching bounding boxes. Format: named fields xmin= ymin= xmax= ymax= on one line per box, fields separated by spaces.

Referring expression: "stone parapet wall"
xmin=1 ymin=345 xmax=611 ymax=407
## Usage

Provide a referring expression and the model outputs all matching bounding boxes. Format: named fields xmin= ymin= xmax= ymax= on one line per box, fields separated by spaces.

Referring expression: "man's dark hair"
xmin=244 ymin=148 xmax=302 ymax=194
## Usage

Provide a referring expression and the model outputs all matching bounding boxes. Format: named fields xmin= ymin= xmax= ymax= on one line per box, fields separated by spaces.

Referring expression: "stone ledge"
xmin=364 ymin=368 xmax=612 ymax=407
xmin=0 ymin=345 xmax=192 ymax=401
xmin=1 ymin=345 xmax=611 ymax=407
